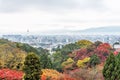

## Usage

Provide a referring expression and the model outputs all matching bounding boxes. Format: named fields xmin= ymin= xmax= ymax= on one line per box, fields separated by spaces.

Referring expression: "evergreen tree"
xmin=23 ymin=53 xmax=42 ymax=80
xmin=89 ymin=54 xmax=100 ymax=67
xmin=103 ymin=53 xmax=116 ymax=80
xmin=40 ymin=53 xmax=52 ymax=69
xmin=114 ymin=53 xmax=120 ymax=79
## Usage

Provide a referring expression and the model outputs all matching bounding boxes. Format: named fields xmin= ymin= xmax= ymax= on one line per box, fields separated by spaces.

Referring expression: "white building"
xmin=113 ymin=41 xmax=120 ymax=52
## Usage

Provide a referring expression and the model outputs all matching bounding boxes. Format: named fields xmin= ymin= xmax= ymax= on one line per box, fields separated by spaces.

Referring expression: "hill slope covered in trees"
xmin=0 ymin=39 xmax=47 ymax=70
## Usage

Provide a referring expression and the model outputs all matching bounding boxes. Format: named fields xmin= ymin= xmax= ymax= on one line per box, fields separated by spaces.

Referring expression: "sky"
xmin=0 ymin=0 xmax=120 ymax=34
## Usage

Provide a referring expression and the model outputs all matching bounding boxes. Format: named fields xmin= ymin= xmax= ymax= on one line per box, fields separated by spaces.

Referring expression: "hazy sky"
xmin=0 ymin=0 xmax=120 ymax=34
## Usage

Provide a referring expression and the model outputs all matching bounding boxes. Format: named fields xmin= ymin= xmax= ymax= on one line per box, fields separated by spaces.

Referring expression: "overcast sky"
xmin=0 ymin=0 xmax=120 ymax=34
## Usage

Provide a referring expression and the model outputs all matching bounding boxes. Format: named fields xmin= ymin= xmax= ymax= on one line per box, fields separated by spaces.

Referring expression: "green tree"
xmin=52 ymin=51 xmax=63 ymax=72
xmin=89 ymin=54 xmax=100 ymax=67
xmin=114 ymin=53 xmax=120 ymax=79
xmin=40 ymin=53 xmax=52 ymax=69
xmin=16 ymin=43 xmax=48 ymax=55
xmin=23 ymin=53 xmax=42 ymax=80
xmin=103 ymin=53 xmax=116 ymax=80
xmin=53 ymin=43 xmax=79 ymax=53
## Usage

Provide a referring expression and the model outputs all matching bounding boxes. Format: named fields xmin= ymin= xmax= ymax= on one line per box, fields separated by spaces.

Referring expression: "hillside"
xmin=0 ymin=39 xmax=117 ymax=80
xmin=0 ymin=39 xmax=47 ymax=70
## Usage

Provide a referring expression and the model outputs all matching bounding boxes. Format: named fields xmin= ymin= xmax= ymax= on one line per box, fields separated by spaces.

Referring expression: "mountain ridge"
xmin=77 ymin=26 xmax=120 ymax=33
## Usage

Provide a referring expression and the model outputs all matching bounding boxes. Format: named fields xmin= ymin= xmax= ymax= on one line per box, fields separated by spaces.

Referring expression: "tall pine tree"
xmin=114 ymin=53 xmax=120 ymax=79
xmin=103 ymin=53 xmax=116 ymax=80
xmin=23 ymin=53 xmax=42 ymax=80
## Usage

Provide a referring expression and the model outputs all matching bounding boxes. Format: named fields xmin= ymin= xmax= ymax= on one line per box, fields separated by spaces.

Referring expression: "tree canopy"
xmin=23 ymin=53 xmax=42 ymax=80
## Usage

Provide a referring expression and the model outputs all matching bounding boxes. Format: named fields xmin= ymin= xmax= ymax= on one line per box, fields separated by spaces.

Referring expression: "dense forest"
xmin=0 ymin=39 xmax=119 ymax=80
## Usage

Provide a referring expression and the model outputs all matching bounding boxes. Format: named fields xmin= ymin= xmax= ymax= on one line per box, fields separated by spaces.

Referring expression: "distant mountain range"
xmin=40 ymin=26 xmax=120 ymax=35
xmin=77 ymin=26 xmax=120 ymax=33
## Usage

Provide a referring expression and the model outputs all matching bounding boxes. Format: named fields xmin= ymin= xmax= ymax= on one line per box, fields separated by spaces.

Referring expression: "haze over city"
xmin=0 ymin=0 xmax=120 ymax=34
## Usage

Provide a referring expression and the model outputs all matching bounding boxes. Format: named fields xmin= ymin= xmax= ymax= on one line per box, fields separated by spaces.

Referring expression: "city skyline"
xmin=0 ymin=0 xmax=120 ymax=33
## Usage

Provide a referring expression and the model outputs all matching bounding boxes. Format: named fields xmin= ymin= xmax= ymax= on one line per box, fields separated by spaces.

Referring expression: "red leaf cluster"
xmin=75 ymin=48 xmax=88 ymax=60
xmin=0 ymin=69 xmax=23 ymax=80
xmin=94 ymin=43 xmax=111 ymax=62
xmin=97 ymin=43 xmax=112 ymax=49
xmin=74 ymin=43 xmax=112 ymax=62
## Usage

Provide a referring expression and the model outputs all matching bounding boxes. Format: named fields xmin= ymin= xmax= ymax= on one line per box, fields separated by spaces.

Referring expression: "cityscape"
xmin=2 ymin=34 xmax=120 ymax=50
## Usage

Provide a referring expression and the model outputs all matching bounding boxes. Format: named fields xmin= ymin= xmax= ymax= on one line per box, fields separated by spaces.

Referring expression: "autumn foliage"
xmin=0 ymin=39 xmax=115 ymax=80
xmin=77 ymin=57 xmax=90 ymax=68
xmin=0 ymin=69 xmax=23 ymax=80
xmin=76 ymin=40 xmax=93 ymax=48
xmin=73 ymin=43 xmax=112 ymax=62
xmin=41 ymin=69 xmax=76 ymax=80
xmin=41 ymin=69 xmax=61 ymax=80
xmin=94 ymin=43 xmax=112 ymax=62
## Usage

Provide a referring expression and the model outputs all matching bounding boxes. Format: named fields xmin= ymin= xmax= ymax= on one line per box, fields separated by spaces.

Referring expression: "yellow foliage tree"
xmin=41 ymin=69 xmax=62 ymax=80
xmin=0 ymin=44 xmax=26 ymax=70
xmin=76 ymin=40 xmax=93 ymax=48
xmin=77 ymin=57 xmax=90 ymax=68
xmin=61 ymin=58 xmax=74 ymax=70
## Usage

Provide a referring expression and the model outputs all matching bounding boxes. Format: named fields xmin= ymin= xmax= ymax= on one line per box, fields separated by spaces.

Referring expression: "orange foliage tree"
xmin=41 ymin=69 xmax=76 ymax=80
